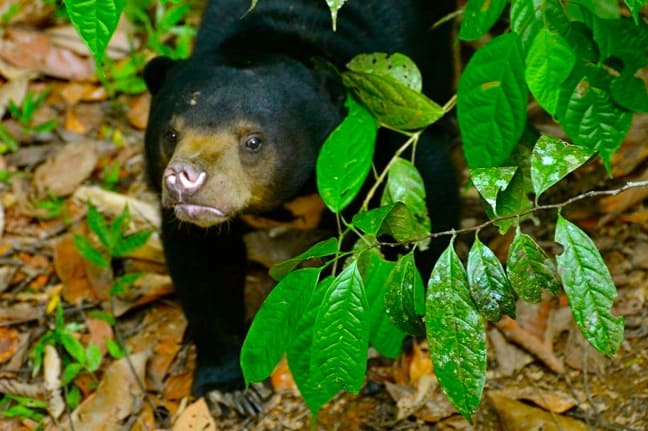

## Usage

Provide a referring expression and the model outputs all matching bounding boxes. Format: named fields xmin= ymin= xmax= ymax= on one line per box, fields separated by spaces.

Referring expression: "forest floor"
xmin=0 ymin=2 xmax=646 ymax=431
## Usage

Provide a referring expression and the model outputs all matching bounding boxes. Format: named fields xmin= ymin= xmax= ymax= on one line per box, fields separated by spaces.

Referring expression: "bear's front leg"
xmin=160 ymin=209 xmax=268 ymax=415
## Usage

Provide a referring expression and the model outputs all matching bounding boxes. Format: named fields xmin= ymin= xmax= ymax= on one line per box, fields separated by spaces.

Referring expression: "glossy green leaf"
xmin=325 ymin=0 xmax=348 ymax=30
xmin=343 ymin=72 xmax=444 ymax=130
xmin=73 ymin=234 xmax=109 ymax=268
xmin=312 ymin=261 xmax=369 ymax=394
xmin=554 ymin=215 xmax=624 ymax=355
xmin=557 ymin=64 xmax=633 ymax=170
xmin=381 ymin=157 xmax=431 ymax=249
xmin=269 ymin=237 xmax=338 ymax=280
xmin=624 ymin=0 xmax=646 ymax=24
xmin=572 ymin=0 xmax=620 ymax=19
xmin=385 ymin=252 xmax=426 ymax=335
xmin=352 ymin=204 xmax=401 ymax=237
xmin=61 ymin=333 xmax=86 ymax=364
xmin=287 ymin=277 xmax=336 ymax=415
xmin=426 ymin=242 xmax=486 ymax=421
xmin=316 ymin=95 xmax=377 ymax=212
xmin=530 ymin=135 xmax=594 ymax=198
xmin=85 ymin=343 xmax=103 ymax=372
xmin=467 ymin=237 xmax=516 ymax=322
xmin=242 ymin=268 xmax=321 ymax=384
xmin=510 ymin=0 xmax=544 ymax=53
xmin=610 ymin=72 xmax=648 ymax=113
xmin=358 ymin=250 xmax=405 ymax=358
xmin=112 ymin=230 xmax=152 ymax=257
xmin=347 ymin=53 xmax=422 ymax=92
xmin=63 ymin=0 xmax=126 ymax=63
xmin=458 ymin=33 xmax=527 ymax=168
xmin=506 ymin=227 xmax=561 ymax=302
xmin=86 ymin=204 xmax=111 ymax=249
xmin=459 ymin=0 xmax=508 ymax=41
xmin=62 ymin=363 xmax=84 ymax=386
xmin=526 ymin=29 xmax=575 ymax=115
xmin=470 ymin=167 xmax=517 ymax=214
xmin=593 ymin=18 xmax=648 ymax=70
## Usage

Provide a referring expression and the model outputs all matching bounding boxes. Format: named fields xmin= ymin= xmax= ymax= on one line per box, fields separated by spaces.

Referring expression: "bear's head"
xmin=144 ymin=55 xmax=343 ymax=227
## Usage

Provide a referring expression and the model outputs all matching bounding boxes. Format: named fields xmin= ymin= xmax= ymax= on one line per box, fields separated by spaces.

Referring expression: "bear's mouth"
xmin=172 ymin=203 xmax=229 ymax=226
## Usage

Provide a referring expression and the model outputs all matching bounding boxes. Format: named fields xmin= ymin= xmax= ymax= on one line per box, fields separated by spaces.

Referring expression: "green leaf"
xmin=557 ymin=64 xmax=633 ymax=170
xmin=352 ymin=204 xmax=401 ymax=237
xmin=63 ymin=0 xmax=126 ymax=63
xmin=572 ymin=0 xmax=620 ymax=19
xmin=554 ymin=215 xmax=624 ymax=355
xmin=459 ymin=0 xmax=508 ymax=41
xmin=624 ymin=0 xmax=646 ymax=24
xmin=530 ymin=135 xmax=594 ymax=198
xmin=357 ymin=250 xmax=405 ymax=359
xmin=467 ymin=237 xmax=516 ymax=322
xmin=510 ymin=0 xmax=544 ymax=53
xmin=111 ymin=230 xmax=152 ymax=256
xmin=61 ymin=363 xmax=84 ymax=386
xmin=66 ymin=386 xmax=82 ymax=410
xmin=269 ymin=237 xmax=338 ymax=280
xmin=470 ymin=167 xmax=517 ymax=214
xmin=385 ymin=252 xmax=426 ymax=335
xmin=593 ymin=18 xmax=648 ymax=70
xmin=380 ymin=157 xmax=431 ymax=249
xmin=610 ymin=72 xmax=648 ymax=113
xmin=426 ymin=242 xmax=486 ymax=421
xmin=312 ymin=261 xmax=369 ymax=394
xmin=60 ymin=333 xmax=86 ymax=364
xmin=325 ymin=0 xmax=348 ymax=30
xmin=73 ymin=234 xmax=109 ymax=268
xmin=287 ymin=277 xmax=336 ymax=415
xmin=110 ymin=205 xmax=131 ymax=244
xmin=481 ymin=168 xmax=533 ymax=234
xmin=458 ymin=33 xmax=527 ymax=168
xmin=85 ymin=343 xmax=103 ymax=372
xmin=105 ymin=339 xmax=124 ymax=359
xmin=241 ymin=268 xmax=321 ymax=384
xmin=343 ymin=72 xmax=444 ymax=130
xmin=347 ymin=53 xmax=422 ymax=92
xmin=506 ymin=227 xmax=561 ymax=302
xmin=316 ymin=95 xmax=377 ymax=212
xmin=525 ymin=29 xmax=576 ymax=115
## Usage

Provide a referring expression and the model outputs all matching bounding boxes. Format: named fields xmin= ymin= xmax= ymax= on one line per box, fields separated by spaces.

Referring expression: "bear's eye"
xmin=242 ymin=135 xmax=263 ymax=153
xmin=164 ymin=128 xmax=178 ymax=145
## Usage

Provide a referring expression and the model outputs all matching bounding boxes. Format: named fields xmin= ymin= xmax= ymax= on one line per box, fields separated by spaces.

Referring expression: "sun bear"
xmin=144 ymin=0 xmax=459 ymax=416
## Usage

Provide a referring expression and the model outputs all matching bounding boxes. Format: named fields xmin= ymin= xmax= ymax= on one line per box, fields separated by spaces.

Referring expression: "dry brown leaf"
xmin=53 ymin=233 xmax=96 ymax=305
xmin=85 ymin=317 xmax=114 ymax=354
xmin=52 ymin=351 xmax=149 ymax=431
xmin=271 ymin=356 xmax=296 ymax=390
xmin=0 ymin=72 xmax=33 ymax=119
xmin=0 ymin=302 xmax=43 ymax=323
xmin=0 ymin=327 xmax=20 ymax=363
xmin=111 ymin=273 xmax=173 ymax=316
xmin=600 ymin=168 xmax=648 ymax=224
xmin=43 ymin=345 xmax=64 ymax=419
xmin=33 ymin=142 xmax=99 ymax=198
xmin=127 ymin=93 xmax=150 ymax=130
xmin=0 ymin=0 xmax=55 ymax=25
xmin=497 ymin=387 xmax=578 ymax=414
xmin=172 ymin=398 xmax=216 ymax=431
xmin=0 ymin=27 xmax=94 ymax=81
xmin=488 ymin=328 xmax=533 ymax=377
xmin=409 ymin=340 xmax=432 ymax=383
xmin=488 ymin=391 xmax=587 ymax=431
xmin=126 ymin=304 xmax=186 ymax=392
xmin=385 ymin=374 xmax=456 ymax=423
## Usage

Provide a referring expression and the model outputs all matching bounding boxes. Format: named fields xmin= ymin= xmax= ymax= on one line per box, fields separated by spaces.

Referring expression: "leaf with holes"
xmin=317 ymin=95 xmax=376 ymax=212
xmin=426 ymin=241 xmax=486 ymax=421
xmin=554 ymin=215 xmax=624 ymax=355
xmin=467 ymin=237 xmax=516 ymax=322
xmin=470 ymin=167 xmax=517 ymax=214
xmin=347 ymin=53 xmax=422 ymax=92
xmin=507 ymin=227 xmax=561 ymax=303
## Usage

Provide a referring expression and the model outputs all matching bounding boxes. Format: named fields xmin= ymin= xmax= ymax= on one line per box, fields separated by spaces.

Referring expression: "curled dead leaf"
xmin=33 ymin=142 xmax=99 ymax=198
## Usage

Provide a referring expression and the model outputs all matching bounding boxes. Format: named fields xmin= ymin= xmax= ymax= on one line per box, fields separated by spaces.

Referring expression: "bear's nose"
xmin=164 ymin=162 xmax=207 ymax=199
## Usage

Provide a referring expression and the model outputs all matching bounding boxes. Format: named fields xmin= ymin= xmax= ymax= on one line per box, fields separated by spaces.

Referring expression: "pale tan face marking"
xmin=161 ymin=116 xmax=280 ymax=226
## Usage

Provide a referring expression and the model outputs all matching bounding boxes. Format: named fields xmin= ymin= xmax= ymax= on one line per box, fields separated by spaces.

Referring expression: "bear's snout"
xmin=164 ymin=162 xmax=207 ymax=201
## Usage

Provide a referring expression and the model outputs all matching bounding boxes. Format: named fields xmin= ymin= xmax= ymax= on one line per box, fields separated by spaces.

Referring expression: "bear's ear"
xmin=144 ymin=56 xmax=177 ymax=95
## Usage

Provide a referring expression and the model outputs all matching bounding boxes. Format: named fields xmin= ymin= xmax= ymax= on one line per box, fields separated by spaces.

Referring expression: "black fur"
xmin=144 ymin=0 xmax=459 ymax=401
